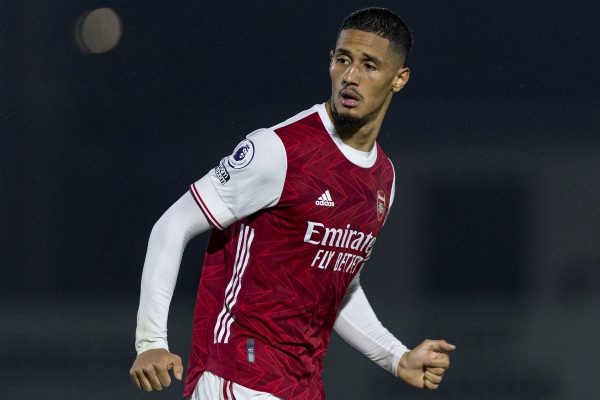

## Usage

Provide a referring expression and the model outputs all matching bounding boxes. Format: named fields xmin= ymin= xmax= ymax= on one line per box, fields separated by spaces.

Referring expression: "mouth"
xmin=339 ymin=88 xmax=361 ymax=108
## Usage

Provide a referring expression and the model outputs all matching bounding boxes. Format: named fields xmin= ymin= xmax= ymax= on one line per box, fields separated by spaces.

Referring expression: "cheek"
xmin=368 ymin=79 xmax=393 ymax=100
xmin=363 ymin=83 xmax=386 ymax=103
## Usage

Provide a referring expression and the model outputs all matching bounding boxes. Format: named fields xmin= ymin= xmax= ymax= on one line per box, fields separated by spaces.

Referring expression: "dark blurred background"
xmin=2 ymin=1 xmax=599 ymax=399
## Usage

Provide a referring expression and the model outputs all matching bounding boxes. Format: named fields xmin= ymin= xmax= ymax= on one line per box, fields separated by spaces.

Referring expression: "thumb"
xmin=428 ymin=339 xmax=456 ymax=352
xmin=169 ymin=354 xmax=184 ymax=380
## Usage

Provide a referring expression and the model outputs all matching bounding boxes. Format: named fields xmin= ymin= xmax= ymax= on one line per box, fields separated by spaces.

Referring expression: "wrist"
xmin=396 ymin=349 xmax=410 ymax=379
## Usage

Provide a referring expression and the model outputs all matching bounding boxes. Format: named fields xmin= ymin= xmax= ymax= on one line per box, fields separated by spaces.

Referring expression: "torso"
xmin=184 ymin=108 xmax=394 ymax=399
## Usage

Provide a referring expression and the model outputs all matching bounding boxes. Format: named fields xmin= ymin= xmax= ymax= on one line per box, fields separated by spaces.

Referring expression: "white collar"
xmin=316 ymin=103 xmax=378 ymax=168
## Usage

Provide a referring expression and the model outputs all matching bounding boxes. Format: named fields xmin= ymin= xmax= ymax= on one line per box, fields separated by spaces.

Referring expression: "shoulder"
xmin=269 ymin=104 xmax=322 ymax=131
xmin=241 ymin=104 xmax=326 ymax=166
xmin=242 ymin=129 xmax=287 ymax=171
xmin=246 ymin=128 xmax=284 ymax=151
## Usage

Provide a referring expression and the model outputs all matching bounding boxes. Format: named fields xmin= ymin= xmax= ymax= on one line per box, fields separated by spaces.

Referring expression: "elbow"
xmin=149 ymin=215 xmax=168 ymax=239
xmin=149 ymin=213 xmax=184 ymax=246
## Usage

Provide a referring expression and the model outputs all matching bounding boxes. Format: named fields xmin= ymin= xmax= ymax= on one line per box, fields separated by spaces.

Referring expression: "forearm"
xmin=135 ymin=191 xmax=211 ymax=354
xmin=334 ymin=278 xmax=409 ymax=376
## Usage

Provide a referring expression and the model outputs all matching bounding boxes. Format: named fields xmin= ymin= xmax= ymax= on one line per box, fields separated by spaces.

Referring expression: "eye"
xmin=364 ymin=63 xmax=377 ymax=71
xmin=336 ymin=56 xmax=350 ymax=64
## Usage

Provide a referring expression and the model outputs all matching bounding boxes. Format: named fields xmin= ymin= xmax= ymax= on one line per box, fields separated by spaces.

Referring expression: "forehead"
xmin=334 ymin=29 xmax=392 ymax=58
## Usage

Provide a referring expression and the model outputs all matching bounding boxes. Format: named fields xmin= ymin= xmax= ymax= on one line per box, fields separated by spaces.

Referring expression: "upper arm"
xmin=189 ymin=129 xmax=287 ymax=229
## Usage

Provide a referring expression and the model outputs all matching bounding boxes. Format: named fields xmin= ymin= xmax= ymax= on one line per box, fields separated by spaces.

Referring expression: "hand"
xmin=397 ymin=339 xmax=455 ymax=390
xmin=130 ymin=348 xmax=184 ymax=392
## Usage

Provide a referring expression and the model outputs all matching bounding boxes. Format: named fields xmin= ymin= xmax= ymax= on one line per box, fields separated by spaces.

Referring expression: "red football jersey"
xmin=184 ymin=108 xmax=394 ymax=399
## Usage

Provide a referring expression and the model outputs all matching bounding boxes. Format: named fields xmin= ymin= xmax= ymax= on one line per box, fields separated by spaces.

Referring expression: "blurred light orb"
xmin=76 ymin=8 xmax=122 ymax=54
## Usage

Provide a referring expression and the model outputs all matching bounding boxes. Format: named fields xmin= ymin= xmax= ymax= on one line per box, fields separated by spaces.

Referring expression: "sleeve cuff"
xmin=135 ymin=339 xmax=169 ymax=355
xmin=189 ymin=175 xmax=237 ymax=230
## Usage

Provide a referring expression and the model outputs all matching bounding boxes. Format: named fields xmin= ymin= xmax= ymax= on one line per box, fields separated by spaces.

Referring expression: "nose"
xmin=342 ymin=64 xmax=359 ymax=86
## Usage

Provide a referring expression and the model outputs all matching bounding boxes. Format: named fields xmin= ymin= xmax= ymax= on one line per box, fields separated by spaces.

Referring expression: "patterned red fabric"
xmin=184 ymin=111 xmax=394 ymax=399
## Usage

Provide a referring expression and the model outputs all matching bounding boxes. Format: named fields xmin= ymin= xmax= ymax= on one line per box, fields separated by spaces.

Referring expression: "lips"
xmin=339 ymin=88 xmax=361 ymax=107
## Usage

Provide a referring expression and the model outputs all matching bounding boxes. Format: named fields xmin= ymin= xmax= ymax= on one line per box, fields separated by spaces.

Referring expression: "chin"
xmin=333 ymin=102 xmax=360 ymax=119
xmin=330 ymin=105 xmax=366 ymax=135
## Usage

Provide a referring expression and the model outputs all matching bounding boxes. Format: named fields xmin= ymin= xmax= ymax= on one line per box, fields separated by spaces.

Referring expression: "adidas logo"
xmin=315 ymin=190 xmax=335 ymax=207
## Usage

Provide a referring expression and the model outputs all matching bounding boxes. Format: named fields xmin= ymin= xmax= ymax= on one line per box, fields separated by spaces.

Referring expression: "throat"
xmin=340 ymin=131 xmax=375 ymax=152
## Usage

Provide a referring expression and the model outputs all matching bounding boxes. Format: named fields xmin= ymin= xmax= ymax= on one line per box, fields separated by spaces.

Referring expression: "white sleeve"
xmin=189 ymin=129 xmax=287 ymax=230
xmin=135 ymin=191 xmax=211 ymax=354
xmin=334 ymin=273 xmax=409 ymax=376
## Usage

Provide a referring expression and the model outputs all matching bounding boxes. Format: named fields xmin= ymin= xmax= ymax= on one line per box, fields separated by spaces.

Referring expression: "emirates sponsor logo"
xmin=315 ymin=190 xmax=335 ymax=207
xmin=304 ymin=221 xmax=378 ymax=273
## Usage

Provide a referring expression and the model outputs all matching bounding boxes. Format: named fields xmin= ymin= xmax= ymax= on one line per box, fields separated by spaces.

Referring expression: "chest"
xmin=275 ymin=132 xmax=392 ymax=236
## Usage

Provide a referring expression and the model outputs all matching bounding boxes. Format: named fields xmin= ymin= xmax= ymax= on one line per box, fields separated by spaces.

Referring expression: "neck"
xmin=338 ymin=121 xmax=379 ymax=151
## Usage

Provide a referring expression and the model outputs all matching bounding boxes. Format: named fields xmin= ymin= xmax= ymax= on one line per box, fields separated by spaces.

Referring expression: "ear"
xmin=391 ymin=67 xmax=410 ymax=93
xmin=329 ymin=50 xmax=336 ymax=71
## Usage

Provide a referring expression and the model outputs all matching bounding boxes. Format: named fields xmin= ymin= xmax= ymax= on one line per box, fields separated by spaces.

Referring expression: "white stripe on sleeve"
xmin=190 ymin=175 xmax=237 ymax=230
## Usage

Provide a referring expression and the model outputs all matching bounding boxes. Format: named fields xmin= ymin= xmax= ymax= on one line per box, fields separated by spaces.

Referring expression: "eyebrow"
xmin=336 ymin=47 xmax=384 ymax=67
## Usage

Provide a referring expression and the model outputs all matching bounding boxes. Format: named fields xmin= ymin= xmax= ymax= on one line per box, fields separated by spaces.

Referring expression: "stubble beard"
xmin=329 ymin=102 xmax=368 ymax=141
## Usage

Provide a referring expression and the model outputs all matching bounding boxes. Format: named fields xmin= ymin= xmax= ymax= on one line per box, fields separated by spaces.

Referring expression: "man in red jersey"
xmin=130 ymin=7 xmax=455 ymax=399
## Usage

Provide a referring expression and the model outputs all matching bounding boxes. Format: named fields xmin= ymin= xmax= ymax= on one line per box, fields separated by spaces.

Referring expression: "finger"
xmin=155 ymin=363 xmax=172 ymax=388
xmin=423 ymin=377 xmax=440 ymax=390
xmin=426 ymin=367 xmax=445 ymax=376
xmin=426 ymin=359 xmax=449 ymax=368
xmin=170 ymin=354 xmax=184 ymax=380
xmin=136 ymin=370 xmax=155 ymax=392
xmin=427 ymin=352 xmax=450 ymax=368
xmin=424 ymin=370 xmax=443 ymax=385
xmin=129 ymin=369 xmax=142 ymax=390
xmin=143 ymin=367 xmax=164 ymax=391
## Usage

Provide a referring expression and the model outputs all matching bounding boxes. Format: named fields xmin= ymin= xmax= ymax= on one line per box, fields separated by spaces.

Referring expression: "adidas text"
xmin=315 ymin=199 xmax=335 ymax=207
